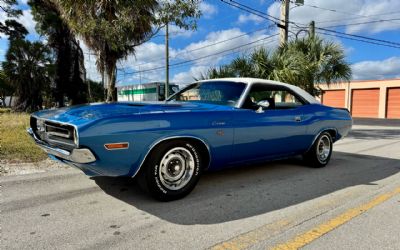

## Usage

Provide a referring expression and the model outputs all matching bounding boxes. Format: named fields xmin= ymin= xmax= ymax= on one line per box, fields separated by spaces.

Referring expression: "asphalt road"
xmin=2 ymin=120 xmax=400 ymax=250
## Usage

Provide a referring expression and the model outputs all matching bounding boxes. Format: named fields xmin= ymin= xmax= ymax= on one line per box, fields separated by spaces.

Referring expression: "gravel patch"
xmin=0 ymin=159 xmax=70 ymax=176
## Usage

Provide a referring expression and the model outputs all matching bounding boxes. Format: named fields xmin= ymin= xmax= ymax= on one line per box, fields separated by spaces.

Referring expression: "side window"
xmin=273 ymin=90 xmax=304 ymax=109
xmin=242 ymin=84 xmax=305 ymax=110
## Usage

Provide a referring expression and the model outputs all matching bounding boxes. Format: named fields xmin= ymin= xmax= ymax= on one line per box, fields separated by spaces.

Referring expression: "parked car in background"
xmin=28 ymin=78 xmax=352 ymax=201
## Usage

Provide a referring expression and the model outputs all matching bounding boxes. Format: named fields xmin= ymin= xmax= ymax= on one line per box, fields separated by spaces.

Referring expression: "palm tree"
xmin=53 ymin=0 xmax=158 ymax=101
xmin=197 ymin=49 xmax=274 ymax=80
xmin=2 ymin=39 xmax=53 ymax=111
xmin=53 ymin=0 xmax=200 ymax=102
xmin=0 ymin=0 xmax=26 ymax=39
xmin=275 ymin=36 xmax=352 ymax=95
xmin=30 ymin=0 xmax=88 ymax=106
xmin=200 ymin=35 xmax=351 ymax=96
xmin=196 ymin=49 xmax=272 ymax=80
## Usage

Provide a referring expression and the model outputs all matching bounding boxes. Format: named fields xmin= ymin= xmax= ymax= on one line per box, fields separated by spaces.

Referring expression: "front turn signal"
xmin=104 ymin=142 xmax=129 ymax=150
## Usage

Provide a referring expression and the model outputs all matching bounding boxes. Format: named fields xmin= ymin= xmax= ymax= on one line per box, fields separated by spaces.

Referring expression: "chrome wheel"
xmin=159 ymin=147 xmax=195 ymax=190
xmin=317 ymin=134 xmax=331 ymax=162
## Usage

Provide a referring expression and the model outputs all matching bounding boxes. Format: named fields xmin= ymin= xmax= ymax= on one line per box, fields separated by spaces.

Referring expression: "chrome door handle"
xmin=294 ymin=116 xmax=302 ymax=122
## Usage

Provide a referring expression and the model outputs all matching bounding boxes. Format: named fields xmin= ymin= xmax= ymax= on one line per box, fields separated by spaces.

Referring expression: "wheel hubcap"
xmin=159 ymin=147 xmax=195 ymax=190
xmin=317 ymin=135 xmax=331 ymax=162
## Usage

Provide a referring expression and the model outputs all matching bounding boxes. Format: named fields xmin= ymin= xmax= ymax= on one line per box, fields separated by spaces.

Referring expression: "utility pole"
xmin=279 ymin=0 xmax=290 ymax=46
xmin=165 ymin=22 xmax=170 ymax=99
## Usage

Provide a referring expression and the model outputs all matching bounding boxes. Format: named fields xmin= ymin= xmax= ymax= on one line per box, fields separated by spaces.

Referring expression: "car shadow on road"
xmin=93 ymin=152 xmax=400 ymax=225
xmin=348 ymin=129 xmax=400 ymax=140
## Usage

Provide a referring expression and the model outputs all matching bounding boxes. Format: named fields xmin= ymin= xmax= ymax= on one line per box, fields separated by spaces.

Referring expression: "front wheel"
xmin=140 ymin=140 xmax=203 ymax=201
xmin=303 ymin=132 xmax=333 ymax=168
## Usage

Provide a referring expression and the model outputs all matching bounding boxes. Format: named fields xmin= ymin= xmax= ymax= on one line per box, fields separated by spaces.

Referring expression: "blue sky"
xmin=1 ymin=0 xmax=400 ymax=86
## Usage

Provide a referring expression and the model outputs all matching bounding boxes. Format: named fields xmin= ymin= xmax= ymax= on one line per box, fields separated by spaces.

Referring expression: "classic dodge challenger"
xmin=28 ymin=78 xmax=352 ymax=200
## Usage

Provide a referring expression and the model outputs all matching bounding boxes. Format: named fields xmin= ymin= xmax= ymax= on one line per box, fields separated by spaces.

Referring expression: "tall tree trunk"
xmin=106 ymin=62 xmax=117 ymax=102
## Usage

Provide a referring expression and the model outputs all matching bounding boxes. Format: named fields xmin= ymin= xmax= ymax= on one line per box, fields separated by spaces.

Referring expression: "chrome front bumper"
xmin=27 ymin=128 xmax=96 ymax=164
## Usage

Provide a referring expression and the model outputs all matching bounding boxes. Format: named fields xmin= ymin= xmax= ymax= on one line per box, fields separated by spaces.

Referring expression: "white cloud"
xmin=267 ymin=0 xmax=400 ymax=35
xmin=352 ymin=57 xmax=400 ymax=80
xmin=165 ymin=24 xmax=195 ymax=38
xmin=167 ymin=28 xmax=279 ymax=84
xmin=18 ymin=9 xmax=37 ymax=36
xmin=118 ymin=42 xmax=170 ymax=85
xmin=111 ymin=27 xmax=279 ymax=85
xmin=83 ymin=40 xmax=169 ymax=84
xmin=200 ymin=2 xmax=218 ymax=19
xmin=172 ymin=65 xmax=209 ymax=84
xmin=237 ymin=14 xmax=264 ymax=25
xmin=80 ymin=41 xmax=102 ymax=82
xmin=174 ymin=28 xmax=275 ymax=65
xmin=346 ymin=1 xmax=400 ymax=34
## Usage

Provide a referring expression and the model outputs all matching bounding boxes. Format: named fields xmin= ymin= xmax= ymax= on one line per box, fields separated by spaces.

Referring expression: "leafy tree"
xmin=87 ymin=79 xmax=105 ymax=102
xmin=200 ymin=36 xmax=351 ymax=95
xmin=2 ymin=39 xmax=54 ymax=112
xmin=0 ymin=0 xmax=20 ymax=16
xmin=0 ymin=0 xmax=28 ymax=39
xmin=29 ymin=0 xmax=88 ymax=106
xmin=196 ymin=65 xmax=236 ymax=81
xmin=197 ymin=48 xmax=274 ymax=80
xmin=53 ymin=0 xmax=201 ymax=101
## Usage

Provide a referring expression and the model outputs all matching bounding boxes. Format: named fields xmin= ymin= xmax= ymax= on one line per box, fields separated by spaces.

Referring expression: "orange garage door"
xmin=322 ymin=90 xmax=345 ymax=108
xmin=351 ymin=89 xmax=379 ymax=118
xmin=387 ymin=88 xmax=400 ymax=119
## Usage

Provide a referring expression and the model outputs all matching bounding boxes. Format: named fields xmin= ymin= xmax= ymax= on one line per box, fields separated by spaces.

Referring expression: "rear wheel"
xmin=304 ymin=132 xmax=333 ymax=168
xmin=140 ymin=140 xmax=203 ymax=201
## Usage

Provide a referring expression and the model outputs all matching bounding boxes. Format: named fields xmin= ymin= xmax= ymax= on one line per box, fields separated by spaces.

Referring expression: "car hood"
xmin=32 ymin=102 xmax=234 ymax=127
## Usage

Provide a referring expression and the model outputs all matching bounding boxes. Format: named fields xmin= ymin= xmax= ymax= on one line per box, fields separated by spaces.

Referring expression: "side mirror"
xmin=172 ymin=87 xmax=179 ymax=93
xmin=256 ymin=100 xmax=270 ymax=113
xmin=257 ymin=100 xmax=270 ymax=109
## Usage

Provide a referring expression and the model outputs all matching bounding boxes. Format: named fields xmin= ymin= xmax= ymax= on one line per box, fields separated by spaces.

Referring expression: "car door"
xmin=232 ymin=84 xmax=309 ymax=163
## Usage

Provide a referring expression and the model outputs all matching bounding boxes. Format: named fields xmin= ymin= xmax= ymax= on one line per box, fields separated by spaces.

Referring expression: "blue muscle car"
xmin=28 ymin=78 xmax=352 ymax=201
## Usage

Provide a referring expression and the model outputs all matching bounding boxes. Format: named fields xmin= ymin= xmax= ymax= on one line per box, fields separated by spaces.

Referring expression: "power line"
xmin=298 ymin=2 xmax=400 ymax=26
xmin=126 ymin=34 xmax=278 ymax=75
xmin=220 ymin=0 xmax=278 ymax=24
xmin=220 ymin=0 xmax=400 ymax=50
xmin=316 ymin=11 xmax=400 ymax=24
xmin=322 ymin=18 xmax=400 ymax=29
xmin=119 ymin=34 xmax=279 ymax=77
xmin=316 ymin=27 xmax=400 ymax=47
xmin=117 ymin=37 xmax=278 ymax=83
xmin=225 ymin=0 xmax=280 ymax=22
xmin=118 ymin=25 xmax=275 ymax=70
xmin=316 ymin=31 xmax=400 ymax=49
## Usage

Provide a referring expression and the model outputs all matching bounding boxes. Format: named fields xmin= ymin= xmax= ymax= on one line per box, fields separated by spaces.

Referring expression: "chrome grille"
xmin=45 ymin=124 xmax=72 ymax=138
xmin=31 ymin=117 xmax=77 ymax=150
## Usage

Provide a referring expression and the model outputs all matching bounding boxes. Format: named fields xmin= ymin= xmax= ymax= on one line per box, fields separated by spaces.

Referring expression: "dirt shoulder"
xmin=0 ymin=159 xmax=71 ymax=176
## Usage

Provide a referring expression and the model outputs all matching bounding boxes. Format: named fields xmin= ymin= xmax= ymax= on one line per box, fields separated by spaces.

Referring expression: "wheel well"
xmin=324 ymin=129 xmax=337 ymax=142
xmin=143 ymin=137 xmax=211 ymax=170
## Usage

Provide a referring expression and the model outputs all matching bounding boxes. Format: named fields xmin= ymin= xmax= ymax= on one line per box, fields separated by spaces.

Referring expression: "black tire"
xmin=140 ymin=140 xmax=203 ymax=201
xmin=304 ymin=132 xmax=333 ymax=168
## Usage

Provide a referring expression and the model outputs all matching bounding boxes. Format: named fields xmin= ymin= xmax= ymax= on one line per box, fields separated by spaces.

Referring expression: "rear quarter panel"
xmin=301 ymin=104 xmax=352 ymax=147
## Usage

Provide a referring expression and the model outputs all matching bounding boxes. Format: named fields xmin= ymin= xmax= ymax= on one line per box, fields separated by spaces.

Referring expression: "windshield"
xmin=167 ymin=81 xmax=246 ymax=106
